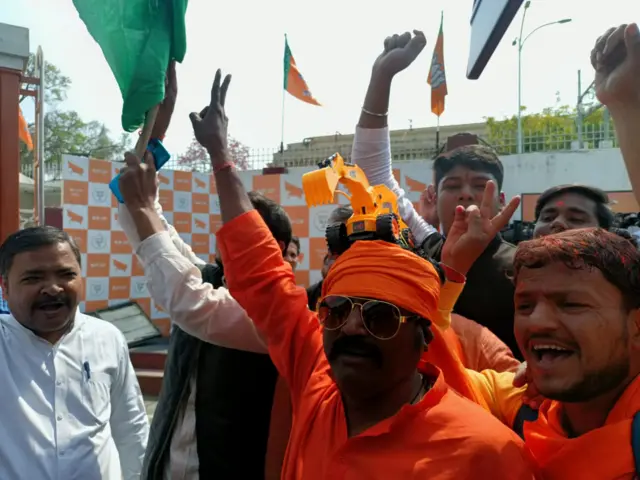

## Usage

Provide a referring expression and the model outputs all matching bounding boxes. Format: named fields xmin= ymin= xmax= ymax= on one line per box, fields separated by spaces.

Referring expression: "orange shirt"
xmin=449 ymin=314 xmax=521 ymax=373
xmin=468 ymin=370 xmax=640 ymax=479
xmin=524 ymin=374 xmax=640 ymax=479
xmin=218 ymin=211 xmax=539 ymax=480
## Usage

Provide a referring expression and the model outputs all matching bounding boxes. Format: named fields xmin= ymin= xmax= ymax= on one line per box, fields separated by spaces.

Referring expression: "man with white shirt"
xmin=0 ymin=225 xmax=148 ymax=480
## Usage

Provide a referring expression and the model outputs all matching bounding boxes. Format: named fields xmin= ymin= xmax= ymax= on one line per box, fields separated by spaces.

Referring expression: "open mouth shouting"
xmin=528 ymin=339 xmax=576 ymax=370
xmin=34 ymin=298 xmax=69 ymax=316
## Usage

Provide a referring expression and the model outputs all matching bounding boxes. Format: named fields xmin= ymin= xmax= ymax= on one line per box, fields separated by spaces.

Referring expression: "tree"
xmin=20 ymin=53 xmax=71 ymax=106
xmin=19 ymin=54 xmax=132 ymax=177
xmin=178 ymin=135 xmax=251 ymax=172
xmin=485 ymin=105 xmax=614 ymax=155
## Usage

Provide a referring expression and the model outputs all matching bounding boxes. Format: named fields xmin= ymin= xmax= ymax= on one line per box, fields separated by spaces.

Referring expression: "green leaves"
xmin=19 ymin=55 xmax=132 ymax=176
xmin=485 ymin=105 xmax=612 ymax=154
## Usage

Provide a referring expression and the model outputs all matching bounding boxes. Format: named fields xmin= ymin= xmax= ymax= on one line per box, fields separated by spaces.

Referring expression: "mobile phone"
xmin=109 ymin=139 xmax=171 ymax=204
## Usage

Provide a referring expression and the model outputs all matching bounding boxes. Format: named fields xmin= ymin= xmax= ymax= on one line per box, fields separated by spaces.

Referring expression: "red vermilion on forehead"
xmin=556 ymin=201 xmax=565 ymax=207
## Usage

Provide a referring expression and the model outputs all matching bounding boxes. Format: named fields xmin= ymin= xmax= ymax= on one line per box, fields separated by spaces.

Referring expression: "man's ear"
xmin=499 ymin=191 xmax=506 ymax=207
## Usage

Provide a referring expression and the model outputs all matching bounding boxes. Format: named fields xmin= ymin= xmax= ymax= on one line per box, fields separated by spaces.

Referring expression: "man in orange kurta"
xmin=189 ymin=67 xmax=538 ymax=480
xmin=217 ymin=213 xmax=538 ymax=479
xmin=468 ymin=228 xmax=640 ymax=479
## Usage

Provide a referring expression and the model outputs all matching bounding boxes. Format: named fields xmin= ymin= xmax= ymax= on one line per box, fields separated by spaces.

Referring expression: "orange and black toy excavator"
xmin=302 ymin=153 xmax=414 ymax=254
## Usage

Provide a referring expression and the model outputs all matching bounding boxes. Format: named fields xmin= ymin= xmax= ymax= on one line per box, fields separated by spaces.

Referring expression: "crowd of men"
xmin=0 ymin=21 xmax=640 ymax=480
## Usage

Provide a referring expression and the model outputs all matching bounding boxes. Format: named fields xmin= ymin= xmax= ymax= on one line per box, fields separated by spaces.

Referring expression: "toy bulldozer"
xmin=301 ymin=153 xmax=414 ymax=254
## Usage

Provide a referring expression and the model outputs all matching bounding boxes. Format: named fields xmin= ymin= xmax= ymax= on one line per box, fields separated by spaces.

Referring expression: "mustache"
xmin=328 ymin=335 xmax=383 ymax=366
xmin=33 ymin=295 xmax=69 ymax=309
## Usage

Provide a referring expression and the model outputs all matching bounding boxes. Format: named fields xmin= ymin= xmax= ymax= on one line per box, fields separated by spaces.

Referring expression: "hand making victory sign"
xmin=441 ymin=181 xmax=520 ymax=275
xmin=189 ymin=69 xmax=232 ymax=168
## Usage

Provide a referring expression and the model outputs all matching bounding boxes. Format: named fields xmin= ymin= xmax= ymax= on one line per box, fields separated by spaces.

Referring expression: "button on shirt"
xmin=0 ymin=311 xmax=149 ymax=480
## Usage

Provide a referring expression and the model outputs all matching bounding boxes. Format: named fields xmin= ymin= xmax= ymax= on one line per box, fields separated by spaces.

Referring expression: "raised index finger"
xmin=491 ymin=196 xmax=521 ymax=232
xmin=209 ymin=69 xmax=222 ymax=108
xmin=220 ymin=74 xmax=232 ymax=107
xmin=143 ymin=151 xmax=157 ymax=174
xmin=479 ymin=180 xmax=496 ymax=219
xmin=124 ymin=151 xmax=141 ymax=168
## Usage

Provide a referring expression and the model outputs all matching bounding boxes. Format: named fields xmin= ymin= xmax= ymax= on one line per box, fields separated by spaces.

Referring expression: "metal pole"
xmin=516 ymin=7 xmax=528 ymax=155
xmin=577 ymin=69 xmax=583 ymax=149
xmin=517 ymin=43 xmax=523 ymax=154
xmin=36 ymin=47 xmax=45 ymax=225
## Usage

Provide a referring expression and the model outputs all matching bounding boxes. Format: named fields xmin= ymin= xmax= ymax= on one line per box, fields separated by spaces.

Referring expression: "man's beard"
xmin=545 ymin=357 xmax=630 ymax=403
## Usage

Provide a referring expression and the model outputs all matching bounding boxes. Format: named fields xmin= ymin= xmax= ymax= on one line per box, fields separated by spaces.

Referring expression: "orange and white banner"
xmin=61 ymin=155 xmax=429 ymax=334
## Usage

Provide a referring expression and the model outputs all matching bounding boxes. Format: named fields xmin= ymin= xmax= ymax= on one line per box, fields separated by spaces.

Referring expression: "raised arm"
xmin=118 ymin=153 xmax=267 ymax=354
xmin=592 ymin=24 xmax=640 ymax=205
xmin=351 ymin=31 xmax=437 ymax=244
xmin=118 ymin=195 xmax=205 ymax=266
xmin=189 ymin=70 xmax=325 ymax=396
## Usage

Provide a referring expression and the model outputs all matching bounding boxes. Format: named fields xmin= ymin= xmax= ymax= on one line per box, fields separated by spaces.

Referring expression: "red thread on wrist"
xmin=213 ymin=162 xmax=234 ymax=174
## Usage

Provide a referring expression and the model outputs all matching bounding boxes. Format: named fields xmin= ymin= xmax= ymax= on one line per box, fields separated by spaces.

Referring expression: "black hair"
xmin=329 ymin=206 xmax=353 ymax=225
xmin=514 ymin=228 xmax=640 ymax=311
xmin=290 ymin=236 xmax=300 ymax=253
xmin=0 ymin=226 xmax=81 ymax=279
xmin=534 ymin=184 xmax=615 ymax=229
xmin=433 ymin=144 xmax=504 ymax=190
xmin=248 ymin=191 xmax=293 ymax=248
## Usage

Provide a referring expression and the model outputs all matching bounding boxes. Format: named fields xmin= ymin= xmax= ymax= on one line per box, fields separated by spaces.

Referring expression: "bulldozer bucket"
xmin=301 ymin=168 xmax=341 ymax=207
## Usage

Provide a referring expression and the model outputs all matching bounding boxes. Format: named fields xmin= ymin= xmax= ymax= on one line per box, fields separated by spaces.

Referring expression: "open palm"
xmin=442 ymin=181 xmax=520 ymax=275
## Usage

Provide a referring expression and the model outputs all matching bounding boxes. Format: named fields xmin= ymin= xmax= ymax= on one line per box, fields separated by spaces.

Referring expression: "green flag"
xmin=73 ymin=0 xmax=188 ymax=132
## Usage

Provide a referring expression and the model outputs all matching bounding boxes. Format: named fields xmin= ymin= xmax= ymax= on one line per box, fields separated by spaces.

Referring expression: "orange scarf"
xmin=525 ymin=374 xmax=640 ymax=479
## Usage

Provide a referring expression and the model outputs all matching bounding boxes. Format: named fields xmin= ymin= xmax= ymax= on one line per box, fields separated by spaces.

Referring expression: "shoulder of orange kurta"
xmin=464 ymin=368 xmax=526 ymax=428
xmin=451 ymin=315 xmax=521 ymax=373
xmin=217 ymin=210 xmax=326 ymax=398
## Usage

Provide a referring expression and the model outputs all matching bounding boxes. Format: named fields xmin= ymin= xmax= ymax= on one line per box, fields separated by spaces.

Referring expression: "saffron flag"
xmin=427 ymin=13 xmax=447 ymax=117
xmin=18 ymin=106 xmax=33 ymax=151
xmin=72 ymin=0 xmax=188 ymax=132
xmin=283 ymin=36 xmax=321 ymax=106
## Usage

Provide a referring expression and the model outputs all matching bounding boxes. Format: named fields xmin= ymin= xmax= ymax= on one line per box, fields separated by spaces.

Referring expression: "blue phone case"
xmin=109 ymin=139 xmax=171 ymax=204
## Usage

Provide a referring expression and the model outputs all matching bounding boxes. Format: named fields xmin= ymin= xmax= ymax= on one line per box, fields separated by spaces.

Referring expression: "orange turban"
xmin=322 ymin=240 xmax=441 ymax=323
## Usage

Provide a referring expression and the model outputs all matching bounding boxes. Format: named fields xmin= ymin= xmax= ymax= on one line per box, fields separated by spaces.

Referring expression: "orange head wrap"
xmin=322 ymin=240 xmax=489 ymax=407
xmin=321 ymin=240 xmax=441 ymax=324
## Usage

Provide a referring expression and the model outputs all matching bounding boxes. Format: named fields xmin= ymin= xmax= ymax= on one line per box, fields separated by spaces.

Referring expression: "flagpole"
xmin=280 ymin=33 xmax=287 ymax=154
xmin=280 ymin=87 xmax=286 ymax=154
xmin=436 ymin=115 xmax=440 ymax=152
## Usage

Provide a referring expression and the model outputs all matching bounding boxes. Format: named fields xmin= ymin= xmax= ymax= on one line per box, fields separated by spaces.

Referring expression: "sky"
xmin=3 ymin=0 xmax=637 ymax=158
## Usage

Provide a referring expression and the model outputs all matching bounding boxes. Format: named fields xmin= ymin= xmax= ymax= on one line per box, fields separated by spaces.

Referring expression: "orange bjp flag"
xmin=19 ymin=106 xmax=34 ymax=151
xmin=283 ymin=35 xmax=321 ymax=106
xmin=427 ymin=12 xmax=447 ymax=117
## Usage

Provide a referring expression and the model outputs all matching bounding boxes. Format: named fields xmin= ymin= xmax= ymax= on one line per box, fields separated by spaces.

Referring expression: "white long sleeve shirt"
xmin=118 ymin=201 xmax=268 ymax=480
xmin=118 ymin=202 xmax=268 ymax=354
xmin=351 ymin=126 xmax=438 ymax=244
xmin=0 ymin=311 xmax=148 ymax=480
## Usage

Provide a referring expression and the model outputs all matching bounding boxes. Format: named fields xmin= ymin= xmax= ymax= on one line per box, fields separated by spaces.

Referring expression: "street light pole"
xmin=514 ymin=1 xmax=572 ymax=154
xmin=516 ymin=2 xmax=529 ymax=155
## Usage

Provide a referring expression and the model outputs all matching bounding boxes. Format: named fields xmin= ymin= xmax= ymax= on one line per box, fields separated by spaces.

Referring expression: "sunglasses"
xmin=317 ymin=295 xmax=421 ymax=340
